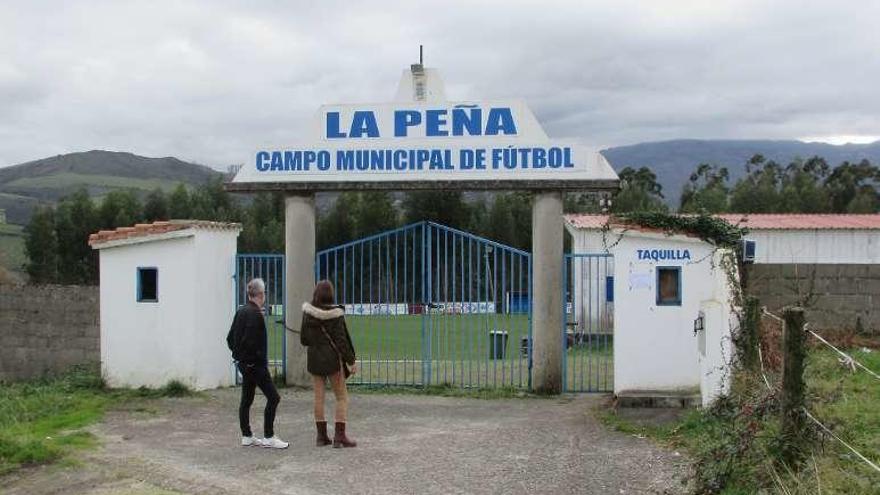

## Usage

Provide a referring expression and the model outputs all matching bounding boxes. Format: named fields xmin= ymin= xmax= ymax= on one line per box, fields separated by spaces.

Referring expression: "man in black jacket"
xmin=227 ymin=278 xmax=287 ymax=449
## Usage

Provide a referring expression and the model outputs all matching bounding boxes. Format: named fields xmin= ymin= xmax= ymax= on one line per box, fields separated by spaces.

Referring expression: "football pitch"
xmin=264 ymin=313 xmax=613 ymax=391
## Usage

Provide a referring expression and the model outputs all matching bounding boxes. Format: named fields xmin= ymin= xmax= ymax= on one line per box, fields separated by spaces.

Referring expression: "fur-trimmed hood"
xmin=302 ymin=302 xmax=344 ymax=320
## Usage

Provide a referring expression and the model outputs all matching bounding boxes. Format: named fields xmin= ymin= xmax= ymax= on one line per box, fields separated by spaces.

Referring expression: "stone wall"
xmin=745 ymin=264 xmax=880 ymax=335
xmin=0 ymin=284 xmax=99 ymax=382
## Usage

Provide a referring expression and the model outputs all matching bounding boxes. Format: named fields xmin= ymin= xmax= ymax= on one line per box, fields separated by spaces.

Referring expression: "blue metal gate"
xmin=234 ymin=254 xmax=286 ymax=378
xmin=562 ymin=254 xmax=614 ymax=392
xmin=315 ymin=222 xmax=533 ymax=389
xmin=235 ymin=229 xmax=612 ymax=392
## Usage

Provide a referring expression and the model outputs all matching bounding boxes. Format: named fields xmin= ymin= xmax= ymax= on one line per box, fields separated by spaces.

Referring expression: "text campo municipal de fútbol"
xmin=254 ymin=147 xmax=576 ymax=173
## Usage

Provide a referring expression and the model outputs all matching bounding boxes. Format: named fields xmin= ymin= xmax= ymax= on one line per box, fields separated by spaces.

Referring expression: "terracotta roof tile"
xmin=88 ymin=220 xmax=241 ymax=247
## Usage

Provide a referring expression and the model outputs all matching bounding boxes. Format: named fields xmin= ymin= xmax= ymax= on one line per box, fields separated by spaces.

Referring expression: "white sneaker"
xmin=241 ymin=436 xmax=261 ymax=447
xmin=260 ymin=436 xmax=289 ymax=449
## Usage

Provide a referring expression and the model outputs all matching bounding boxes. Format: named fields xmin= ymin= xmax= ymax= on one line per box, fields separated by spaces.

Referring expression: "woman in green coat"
xmin=300 ymin=280 xmax=358 ymax=448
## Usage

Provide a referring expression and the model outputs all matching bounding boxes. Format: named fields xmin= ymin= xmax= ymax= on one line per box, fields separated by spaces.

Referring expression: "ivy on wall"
xmin=614 ymin=211 xmax=748 ymax=249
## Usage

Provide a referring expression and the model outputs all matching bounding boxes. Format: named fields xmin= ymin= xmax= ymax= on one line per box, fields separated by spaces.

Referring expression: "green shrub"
xmin=161 ymin=380 xmax=193 ymax=397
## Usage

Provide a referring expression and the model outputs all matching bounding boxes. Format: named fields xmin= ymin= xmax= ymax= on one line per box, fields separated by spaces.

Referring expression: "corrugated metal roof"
xmin=564 ymin=213 xmax=880 ymax=231
xmin=88 ymin=220 xmax=241 ymax=247
xmin=715 ymin=214 xmax=880 ymax=230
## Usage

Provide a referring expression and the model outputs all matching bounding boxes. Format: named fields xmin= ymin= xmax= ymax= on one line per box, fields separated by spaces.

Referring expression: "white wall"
xmin=572 ymin=227 xmax=880 ymax=265
xmin=698 ymin=251 xmax=737 ymax=406
xmin=566 ymin=226 xmax=613 ymax=334
xmin=744 ymin=230 xmax=880 ymax=264
xmin=566 ymin=227 xmax=608 ymax=254
xmin=610 ymin=232 xmax=728 ymax=396
xmin=98 ymin=229 xmax=238 ymax=390
xmin=193 ymin=230 xmax=238 ymax=389
xmin=100 ymin=236 xmax=197 ymax=389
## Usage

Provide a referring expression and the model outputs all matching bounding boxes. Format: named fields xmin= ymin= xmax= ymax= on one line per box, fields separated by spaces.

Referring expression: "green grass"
xmin=351 ymin=383 xmax=535 ymax=399
xmin=0 ymin=223 xmax=23 ymax=235
xmin=265 ymin=313 xmax=531 ymax=362
xmin=0 ymin=367 xmax=196 ymax=475
xmin=5 ymin=173 xmax=181 ymax=192
xmin=264 ymin=313 xmax=614 ymax=390
xmin=599 ymin=347 xmax=880 ymax=494
xmin=0 ymin=223 xmax=25 ymax=273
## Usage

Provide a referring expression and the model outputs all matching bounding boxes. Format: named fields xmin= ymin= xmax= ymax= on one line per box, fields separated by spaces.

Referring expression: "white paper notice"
xmin=629 ymin=272 xmax=652 ymax=290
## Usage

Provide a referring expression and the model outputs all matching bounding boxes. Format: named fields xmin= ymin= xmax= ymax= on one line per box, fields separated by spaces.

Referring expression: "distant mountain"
xmin=601 ymin=139 xmax=880 ymax=206
xmin=0 ymin=150 xmax=222 ymax=224
xmin=4 ymin=141 xmax=880 ymax=224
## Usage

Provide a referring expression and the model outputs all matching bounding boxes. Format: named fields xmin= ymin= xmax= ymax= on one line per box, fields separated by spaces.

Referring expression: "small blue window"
xmin=656 ymin=266 xmax=681 ymax=306
xmin=605 ymin=276 xmax=614 ymax=302
xmin=137 ymin=267 xmax=158 ymax=302
xmin=744 ymin=240 xmax=756 ymax=261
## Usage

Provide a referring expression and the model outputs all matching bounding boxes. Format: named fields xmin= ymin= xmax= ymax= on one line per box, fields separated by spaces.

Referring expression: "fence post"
xmin=780 ymin=306 xmax=806 ymax=466
xmin=739 ymin=296 xmax=761 ymax=371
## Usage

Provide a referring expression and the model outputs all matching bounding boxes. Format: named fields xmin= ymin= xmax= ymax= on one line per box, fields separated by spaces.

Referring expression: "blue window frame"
xmin=743 ymin=240 xmax=756 ymax=261
xmin=656 ymin=266 xmax=681 ymax=306
xmin=137 ymin=267 xmax=158 ymax=302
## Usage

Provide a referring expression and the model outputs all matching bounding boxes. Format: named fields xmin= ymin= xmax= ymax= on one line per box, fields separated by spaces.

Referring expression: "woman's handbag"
xmin=317 ymin=322 xmax=352 ymax=379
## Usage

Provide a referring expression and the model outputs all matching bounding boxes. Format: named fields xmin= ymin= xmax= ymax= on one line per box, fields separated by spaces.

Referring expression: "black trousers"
xmin=238 ymin=363 xmax=280 ymax=438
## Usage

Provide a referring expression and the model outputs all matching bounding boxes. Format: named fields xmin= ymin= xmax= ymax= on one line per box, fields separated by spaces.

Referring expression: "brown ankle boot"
xmin=333 ymin=422 xmax=357 ymax=448
xmin=316 ymin=421 xmax=332 ymax=446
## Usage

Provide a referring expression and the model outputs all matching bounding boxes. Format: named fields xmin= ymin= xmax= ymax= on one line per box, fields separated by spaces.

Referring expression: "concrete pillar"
xmin=531 ymin=191 xmax=564 ymax=393
xmin=285 ymin=193 xmax=316 ymax=387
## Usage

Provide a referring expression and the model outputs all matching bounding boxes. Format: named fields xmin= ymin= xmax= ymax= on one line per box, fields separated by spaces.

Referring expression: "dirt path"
xmin=3 ymin=389 xmax=688 ymax=494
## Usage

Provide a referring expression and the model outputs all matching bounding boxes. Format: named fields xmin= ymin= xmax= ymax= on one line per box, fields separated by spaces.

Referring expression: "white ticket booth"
xmin=565 ymin=213 xmax=739 ymax=406
xmin=89 ymin=220 xmax=241 ymax=390
xmin=608 ymin=228 xmax=736 ymax=406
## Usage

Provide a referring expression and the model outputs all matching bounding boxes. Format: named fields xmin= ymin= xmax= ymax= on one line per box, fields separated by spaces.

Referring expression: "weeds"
xmin=0 ymin=365 xmax=107 ymax=474
xmin=600 ymin=347 xmax=880 ymax=494
xmin=0 ymin=367 xmax=197 ymax=474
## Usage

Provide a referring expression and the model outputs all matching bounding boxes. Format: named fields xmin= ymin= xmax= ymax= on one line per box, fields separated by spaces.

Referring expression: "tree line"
xmin=616 ymin=155 xmax=880 ymax=214
xmin=23 ymin=155 xmax=880 ymax=285
xmin=22 ymin=178 xmax=538 ymax=284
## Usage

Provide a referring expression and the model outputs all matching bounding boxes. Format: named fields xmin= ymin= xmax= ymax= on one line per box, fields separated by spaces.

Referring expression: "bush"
xmin=161 ymin=380 xmax=193 ymax=397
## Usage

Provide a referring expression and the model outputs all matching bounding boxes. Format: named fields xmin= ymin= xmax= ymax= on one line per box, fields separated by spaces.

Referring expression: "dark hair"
xmin=312 ymin=280 xmax=335 ymax=307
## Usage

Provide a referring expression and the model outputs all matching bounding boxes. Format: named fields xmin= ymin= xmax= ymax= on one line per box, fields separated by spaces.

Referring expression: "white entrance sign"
xmin=231 ymin=68 xmax=618 ymax=188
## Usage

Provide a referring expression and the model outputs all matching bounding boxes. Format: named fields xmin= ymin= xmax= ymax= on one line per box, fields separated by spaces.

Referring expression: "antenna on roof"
xmin=409 ymin=45 xmax=427 ymax=101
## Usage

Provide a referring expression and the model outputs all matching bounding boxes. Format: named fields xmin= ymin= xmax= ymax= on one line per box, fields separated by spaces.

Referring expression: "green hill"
xmin=0 ymin=150 xmax=223 ymax=224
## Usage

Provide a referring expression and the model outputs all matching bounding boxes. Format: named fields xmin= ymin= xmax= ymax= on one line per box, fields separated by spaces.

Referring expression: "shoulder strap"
xmin=316 ymin=322 xmax=338 ymax=354
xmin=317 ymin=321 xmax=350 ymax=376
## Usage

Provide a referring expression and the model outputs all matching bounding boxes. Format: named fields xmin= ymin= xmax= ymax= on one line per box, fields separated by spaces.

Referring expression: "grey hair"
xmin=247 ymin=278 xmax=265 ymax=299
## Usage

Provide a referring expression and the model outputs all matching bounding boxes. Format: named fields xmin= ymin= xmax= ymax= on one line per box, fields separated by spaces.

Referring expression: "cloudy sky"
xmin=1 ymin=0 xmax=878 ymax=169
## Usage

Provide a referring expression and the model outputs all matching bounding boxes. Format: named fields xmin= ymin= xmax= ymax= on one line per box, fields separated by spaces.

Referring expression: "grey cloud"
xmin=0 ymin=0 xmax=878 ymax=167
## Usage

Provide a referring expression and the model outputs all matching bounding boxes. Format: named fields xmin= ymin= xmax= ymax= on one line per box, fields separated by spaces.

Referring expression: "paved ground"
xmin=3 ymin=389 xmax=689 ymax=494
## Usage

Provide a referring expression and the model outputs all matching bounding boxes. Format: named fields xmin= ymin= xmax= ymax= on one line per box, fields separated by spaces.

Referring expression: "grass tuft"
xmin=160 ymin=380 xmax=193 ymax=398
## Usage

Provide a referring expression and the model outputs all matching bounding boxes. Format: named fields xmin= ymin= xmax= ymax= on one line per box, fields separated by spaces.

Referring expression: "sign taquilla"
xmin=232 ymin=67 xmax=618 ymax=185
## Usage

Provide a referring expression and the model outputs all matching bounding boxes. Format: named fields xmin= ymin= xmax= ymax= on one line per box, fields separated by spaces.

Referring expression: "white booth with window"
xmin=609 ymin=229 xmax=736 ymax=405
xmin=565 ymin=214 xmax=738 ymax=406
xmin=89 ymin=220 xmax=241 ymax=390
